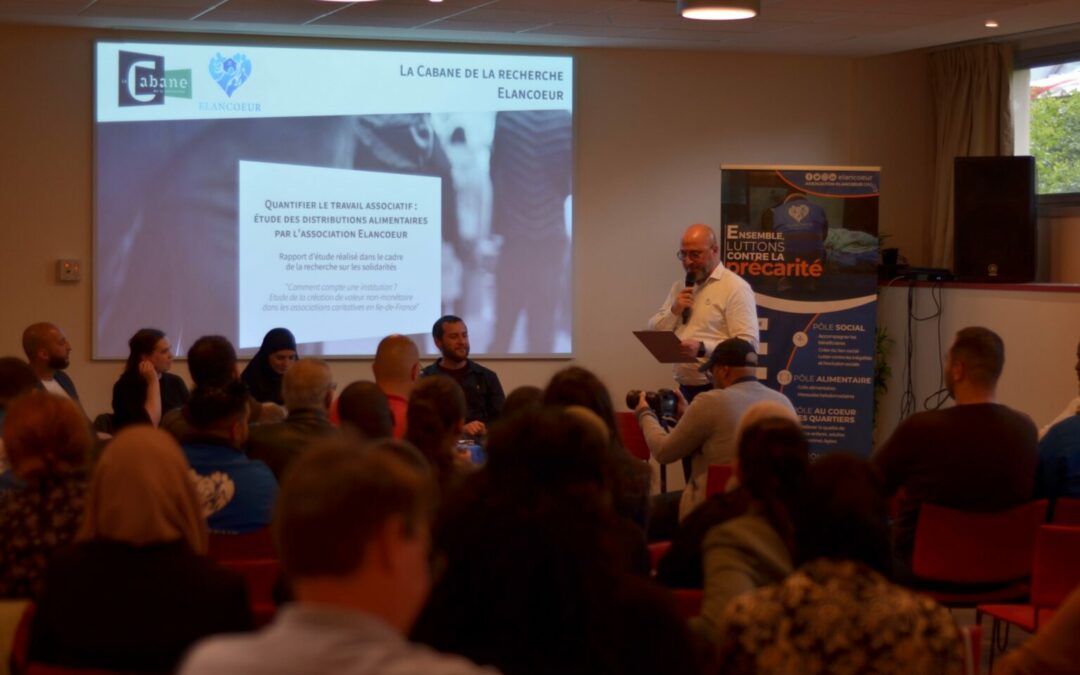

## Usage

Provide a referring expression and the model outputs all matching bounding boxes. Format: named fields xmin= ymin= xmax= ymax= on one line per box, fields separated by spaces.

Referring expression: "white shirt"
xmin=648 ymin=265 xmax=759 ymax=386
xmin=41 ymin=378 xmax=71 ymax=400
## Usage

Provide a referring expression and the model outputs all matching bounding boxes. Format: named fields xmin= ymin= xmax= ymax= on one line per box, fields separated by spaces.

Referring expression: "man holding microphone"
xmin=649 ymin=223 xmax=760 ymax=403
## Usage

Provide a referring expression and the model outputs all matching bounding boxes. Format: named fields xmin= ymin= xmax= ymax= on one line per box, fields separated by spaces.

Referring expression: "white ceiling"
xmin=2 ymin=0 xmax=1080 ymax=56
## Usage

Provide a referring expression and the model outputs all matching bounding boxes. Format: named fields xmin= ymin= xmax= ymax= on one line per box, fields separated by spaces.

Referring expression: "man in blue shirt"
xmin=420 ymin=315 xmax=505 ymax=438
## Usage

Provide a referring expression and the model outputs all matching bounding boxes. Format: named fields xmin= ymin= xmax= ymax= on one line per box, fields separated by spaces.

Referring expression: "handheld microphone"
xmin=682 ymin=272 xmax=694 ymax=324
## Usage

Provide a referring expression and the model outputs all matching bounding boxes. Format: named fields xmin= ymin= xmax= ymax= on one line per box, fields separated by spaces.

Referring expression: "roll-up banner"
xmin=721 ymin=165 xmax=880 ymax=458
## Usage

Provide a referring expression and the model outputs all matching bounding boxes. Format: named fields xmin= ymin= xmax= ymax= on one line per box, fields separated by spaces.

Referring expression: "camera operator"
xmin=648 ymin=223 xmax=759 ymax=484
xmin=635 ymin=338 xmax=795 ymax=525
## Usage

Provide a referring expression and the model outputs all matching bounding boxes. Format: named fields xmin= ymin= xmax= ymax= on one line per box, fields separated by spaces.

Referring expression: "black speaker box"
xmin=953 ymin=156 xmax=1037 ymax=283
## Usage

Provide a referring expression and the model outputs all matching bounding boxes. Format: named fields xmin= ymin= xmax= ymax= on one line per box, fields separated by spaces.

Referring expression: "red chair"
xmin=671 ymin=589 xmax=704 ymax=620
xmin=977 ymin=525 xmax=1080 ymax=667
xmin=959 ymin=624 xmax=982 ymax=675
xmin=704 ymin=464 xmax=734 ymax=498
xmin=1052 ymin=497 xmax=1080 ymax=525
xmin=911 ymin=500 xmax=1048 ymax=605
xmin=219 ymin=558 xmax=282 ymax=605
xmin=9 ymin=601 xmax=34 ymax=675
xmin=647 ymin=541 xmax=672 ymax=576
xmin=207 ymin=528 xmax=276 ymax=561
xmin=616 ymin=411 xmax=668 ymax=492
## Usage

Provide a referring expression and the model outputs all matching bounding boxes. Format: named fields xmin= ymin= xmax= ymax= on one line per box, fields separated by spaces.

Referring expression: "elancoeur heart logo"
xmin=787 ymin=203 xmax=810 ymax=222
xmin=209 ymin=53 xmax=252 ymax=97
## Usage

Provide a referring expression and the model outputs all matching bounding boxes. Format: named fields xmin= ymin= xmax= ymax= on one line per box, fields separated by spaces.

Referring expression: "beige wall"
xmin=0 ymin=24 xmax=935 ymax=423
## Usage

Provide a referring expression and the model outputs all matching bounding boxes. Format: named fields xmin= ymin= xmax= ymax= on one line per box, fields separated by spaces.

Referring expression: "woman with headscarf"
xmin=0 ymin=392 xmax=91 ymax=598
xmin=111 ymin=328 xmax=189 ymax=430
xmin=29 ymin=427 xmax=253 ymax=673
xmin=241 ymin=328 xmax=297 ymax=405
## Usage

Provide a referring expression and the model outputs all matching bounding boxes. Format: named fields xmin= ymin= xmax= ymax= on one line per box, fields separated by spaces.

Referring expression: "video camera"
xmin=626 ymin=389 xmax=679 ymax=430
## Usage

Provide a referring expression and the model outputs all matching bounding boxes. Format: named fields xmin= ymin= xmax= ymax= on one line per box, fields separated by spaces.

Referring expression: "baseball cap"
xmin=698 ymin=338 xmax=758 ymax=372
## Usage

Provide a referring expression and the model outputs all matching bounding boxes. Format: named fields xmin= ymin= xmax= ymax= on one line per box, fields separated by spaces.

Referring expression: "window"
xmin=1013 ymin=45 xmax=1080 ymax=200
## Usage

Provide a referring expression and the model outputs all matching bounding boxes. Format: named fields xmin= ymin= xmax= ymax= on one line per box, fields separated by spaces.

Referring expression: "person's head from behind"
xmin=126 ymin=328 xmax=171 ymax=375
xmin=21 ymin=322 xmax=72 ymax=372
xmin=699 ymin=338 xmax=759 ymax=389
xmin=186 ymin=380 xmax=251 ymax=447
xmin=372 ymin=334 xmax=420 ymax=388
xmin=3 ymin=391 xmax=92 ymax=480
xmin=405 ymin=375 xmax=465 ymax=472
xmin=78 ymin=426 xmax=208 ymax=553
xmin=502 ymin=385 xmax=543 ymax=417
xmin=946 ymin=326 xmax=1004 ymax=398
xmin=282 ymin=358 xmax=334 ymax=413
xmin=275 ymin=441 xmax=434 ymax=632
xmin=485 ymin=404 xmax=609 ymax=499
xmin=0 ymin=357 xmax=39 ymax=411
xmin=338 ymin=381 xmax=394 ymax=441
xmin=187 ymin=335 xmax=238 ymax=389
xmin=794 ymin=453 xmax=891 ymax=576
xmin=542 ymin=366 xmax=618 ymax=440
xmin=736 ymin=416 xmax=810 ymax=552
xmin=432 ymin=315 xmax=470 ymax=365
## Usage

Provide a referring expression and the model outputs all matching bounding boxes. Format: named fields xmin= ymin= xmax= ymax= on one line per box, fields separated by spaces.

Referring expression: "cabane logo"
xmin=118 ymin=50 xmax=192 ymax=107
xmin=209 ymin=53 xmax=253 ymax=97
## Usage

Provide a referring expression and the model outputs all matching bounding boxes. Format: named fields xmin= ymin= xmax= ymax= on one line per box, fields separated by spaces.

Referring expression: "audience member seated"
xmin=112 ymin=328 xmax=189 ymax=430
xmin=405 ymin=375 xmax=472 ymax=503
xmin=179 ymin=442 xmax=496 ymax=675
xmin=248 ymin=358 xmax=338 ymax=481
xmin=240 ymin=327 xmax=297 ymax=405
xmin=872 ymin=326 xmax=1038 ymax=572
xmin=993 ymin=582 xmax=1080 ymax=675
xmin=22 ymin=322 xmax=84 ymax=415
xmin=1039 ymin=338 xmax=1079 ymax=439
xmin=337 ymin=381 xmax=395 ymax=441
xmin=0 ymin=356 xmax=39 ymax=490
xmin=372 ymin=334 xmax=421 ymax=439
xmin=0 ymin=392 xmax=91 ymax=598
xmin=1036 ymin=409 xmax=1080 ymax=502
xmin=1035 ymin=338 xmax=1080 ymax=500
xmin=501 ymin=385 xmax=543 ymax=417
xmin=716 ymin=454 xmax=964 ymax=675
xmin=29 ymin=427 xmax=253 ymax=673
xmin=181 ymin=381 xmax=277 ymax=533
xmin=691 ymin=416 xmax=808 ymax=645
xmin=412 ymin=406 xmax=702 ymax=675
xmin=543 ymin=366 xmax=651 ymax=530
xmin=420 ymin=315 xmax=506 ymax=438
xmin=162 ymin=335 xmax=281 ymax=442
xmin=636 ymin=338 xmax=796 ymax=522
xmin=657 ymin=400 xmax=800 ymax=589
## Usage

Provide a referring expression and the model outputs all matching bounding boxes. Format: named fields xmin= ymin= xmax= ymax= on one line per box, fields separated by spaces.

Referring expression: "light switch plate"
xmin=57 ymin=258 xmax=81 ymax=282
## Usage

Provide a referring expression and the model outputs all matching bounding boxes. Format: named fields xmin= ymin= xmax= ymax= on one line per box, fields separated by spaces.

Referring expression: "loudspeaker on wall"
xmin=953 ymin=155 xmax=1037 ymax=283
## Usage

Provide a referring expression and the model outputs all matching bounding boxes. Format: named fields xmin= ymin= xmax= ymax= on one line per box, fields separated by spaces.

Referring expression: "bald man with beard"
xmin=22 ymin=323 xmax=84 ymax=416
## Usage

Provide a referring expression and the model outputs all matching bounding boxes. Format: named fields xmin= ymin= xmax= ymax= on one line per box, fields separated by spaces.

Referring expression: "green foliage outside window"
xmin=1030 ymin=90 xmax=1080 ymax=194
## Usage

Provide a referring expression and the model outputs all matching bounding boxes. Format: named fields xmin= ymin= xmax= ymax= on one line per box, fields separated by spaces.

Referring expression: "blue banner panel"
xmin=721 ymin=166 xmax=880 ymax=458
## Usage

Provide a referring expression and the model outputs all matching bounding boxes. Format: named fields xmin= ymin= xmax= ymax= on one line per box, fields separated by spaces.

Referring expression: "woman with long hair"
xmin=693 ymin=415 xmax=809 ymax=645
xmin=0 ymin=392 xmax=92 ymax=597
xmin=111 ymin=328 xmax=188 ymax=430
xmin=405 ymin=375 xmax=469 ymax=502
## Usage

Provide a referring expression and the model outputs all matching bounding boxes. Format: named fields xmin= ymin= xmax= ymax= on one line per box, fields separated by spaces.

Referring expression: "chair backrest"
xmin=207 ymin=527 xmax=276 ymax=561
xmin=705 ymin=464 xmax=734 ymax=498
xmin=615 ymin=412 xmax=650 ymax=462
xmin=2 ymin=600 xmax=32 ymax=675
xmin=959 ymin=624 xmax=982 ymax=675
xmin=912 ymin=500 xmax=1048 ymax=583
xmin=219 ymin=558 xmax=282 ymax=606
xmin=1030 ymin=525 xmax=1080 ymax=609
xmin=1052 ymin=498 xmax=1080 ymax=525
xmin=647 ymin=541 xmax=672 ymax=576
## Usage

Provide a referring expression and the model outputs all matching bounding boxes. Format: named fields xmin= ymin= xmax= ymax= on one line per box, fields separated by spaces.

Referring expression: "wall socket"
xmin=57 ymin=258 xmax=81 ymax=282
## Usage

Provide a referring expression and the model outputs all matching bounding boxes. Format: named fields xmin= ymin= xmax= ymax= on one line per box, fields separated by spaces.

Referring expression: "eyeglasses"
xmin=676 ymin=249 xmax=710 ymax=262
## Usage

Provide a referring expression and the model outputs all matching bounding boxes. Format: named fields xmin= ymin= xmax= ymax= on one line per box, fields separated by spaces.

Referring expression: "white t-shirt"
xmin=41 ymin=378 xmax=71 ymax=399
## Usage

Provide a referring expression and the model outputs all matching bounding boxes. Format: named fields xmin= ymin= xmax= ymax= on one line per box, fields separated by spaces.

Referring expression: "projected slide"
xmin=94 ymin=43 xmax=573 ymax=358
